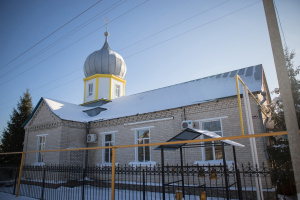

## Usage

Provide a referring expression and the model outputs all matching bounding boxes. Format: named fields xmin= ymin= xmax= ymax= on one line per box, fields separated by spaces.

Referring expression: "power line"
xmin=125 ymin=1 xmax=261 ymax=58
xmin=0 ymin=75 xmax=84 ymax=112
xmin=0 ymin=0 xmax=149 ymax=87
xmin=274 ymin=0 xmax=288 ymax=48
xmin=0 ymin=0 xmax=261 ymax=111
xmin=0 ymin=0 xmax=127 ymax=78
xmin=118 ymin=0 xmax=232 ymax=52
xmin=0 ymin=0 xmax=103 ymax=70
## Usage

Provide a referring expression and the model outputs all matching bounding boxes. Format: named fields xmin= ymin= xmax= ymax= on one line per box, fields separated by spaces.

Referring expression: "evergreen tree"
xmin=0 ymin=89 xmax=33 ymax=165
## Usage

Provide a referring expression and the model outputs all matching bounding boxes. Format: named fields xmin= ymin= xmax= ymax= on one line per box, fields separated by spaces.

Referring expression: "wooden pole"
xmin=16 ymin=153 xmax=25 ymax=197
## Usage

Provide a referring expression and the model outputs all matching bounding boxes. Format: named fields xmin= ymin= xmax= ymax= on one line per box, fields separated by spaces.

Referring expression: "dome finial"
xmin=103 ymin=18 xmax=111 ymax=42
xmin=104 ymin=31 xmax=109 ymax=42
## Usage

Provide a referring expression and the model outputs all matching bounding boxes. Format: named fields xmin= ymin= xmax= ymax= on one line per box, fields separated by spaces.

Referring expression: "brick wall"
xmin=24 ymin=95 xmax=269 ymax=168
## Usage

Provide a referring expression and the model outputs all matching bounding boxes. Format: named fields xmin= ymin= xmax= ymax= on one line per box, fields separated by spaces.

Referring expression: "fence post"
xmin=143 ymin=169 xmax=146 ymax=200
xmin=160 ymin=146 xmax=165 ymax=200
xmin=41 ymin=166 xmax=46 ymax=200
xmin=82 ymin=167 xmax=86 ymax=200
xmin=16 ymin=153 xmax=25 ymax=197
xmin=222 ymin=143 xmax=230 ymax=200
xmin=179 ymin=147 xmax=185 ymax=199
xmin=233 ymin=146 xmax=243 ymax=200
xmin=13 ymin=166 xmax=19 ymax=195
xmin=111 ymin=147 xmax=116 ymax=200
xmin=236 ymin=169 xmax=243 ymax=200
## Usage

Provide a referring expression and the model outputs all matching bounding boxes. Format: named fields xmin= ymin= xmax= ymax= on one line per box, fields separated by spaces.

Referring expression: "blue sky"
xmin=0 ymin=0 xmax=299 ymax=133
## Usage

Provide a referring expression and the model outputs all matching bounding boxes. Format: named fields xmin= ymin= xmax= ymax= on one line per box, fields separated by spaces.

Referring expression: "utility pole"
xmin=263 ymin=0 xmax=300 ymax=198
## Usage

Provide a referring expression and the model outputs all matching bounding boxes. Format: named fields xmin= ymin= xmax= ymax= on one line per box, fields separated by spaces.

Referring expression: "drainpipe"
xmin=84 ymin=122 xmax=90 ymax=169
xmin=258 ymin=92 xmax=269 ymax=159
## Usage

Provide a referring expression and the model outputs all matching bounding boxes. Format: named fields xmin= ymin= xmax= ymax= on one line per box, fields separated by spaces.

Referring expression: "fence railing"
xmin=0 ymin=162 xmax=296 ymax=200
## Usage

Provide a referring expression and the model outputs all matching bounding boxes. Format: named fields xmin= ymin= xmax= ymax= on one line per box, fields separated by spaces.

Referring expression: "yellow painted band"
xmin=109 ymin=77 xmax=112 ymax=100
xmin=83 ymin=74 xmax=126 ymax=84
xmin=123 ymin=82 xmax=125 ymax=96
xmin=83 ymin=81 xmax=86 ymax=103
xmin=111 ymin=147 xmax=116 ymax=200
xmin=95 ymin=77 xmax=99 ymax=100
xmin=80 ymin=98 xmax=111 ymax=106
xmin=235 ymin=75 xmax=269 ymax=137
xmin=236 ymin=75 xmax=245 ymax=136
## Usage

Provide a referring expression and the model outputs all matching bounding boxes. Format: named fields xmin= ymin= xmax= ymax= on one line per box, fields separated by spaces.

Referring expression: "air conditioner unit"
xmin=87 ymin=134 xmax=97 ymax=143
xmin=181 ymin=120 xmax=195 ymax=129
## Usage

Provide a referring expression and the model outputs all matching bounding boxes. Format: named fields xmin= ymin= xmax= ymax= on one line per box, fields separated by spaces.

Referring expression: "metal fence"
xmin=0 ymin=162 xmax=296 ymax=200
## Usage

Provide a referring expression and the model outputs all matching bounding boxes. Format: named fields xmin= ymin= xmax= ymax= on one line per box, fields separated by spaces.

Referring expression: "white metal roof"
xmin=32 ymin=65 xmax=263 ymax=124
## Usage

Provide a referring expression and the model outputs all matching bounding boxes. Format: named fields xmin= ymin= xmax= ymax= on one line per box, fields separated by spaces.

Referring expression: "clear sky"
xmin=0 ymin=0 xmax=299 ymax=133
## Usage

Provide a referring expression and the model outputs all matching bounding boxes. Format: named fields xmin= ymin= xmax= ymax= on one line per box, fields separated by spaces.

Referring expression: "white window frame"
xmin=102 ymin=132 xmax=115 ymax=164
xmin=88 ymin=83 xmax=93 ymax=96
xmin=199 ymin=119 xmax=223 ymax=161
xmin=135 ymin=127 xmax=151 ymax=163
xmin=115 ymin=84 xmax=120 ymax=97
xmin=36 ymin=135 xmax=47 ymax=163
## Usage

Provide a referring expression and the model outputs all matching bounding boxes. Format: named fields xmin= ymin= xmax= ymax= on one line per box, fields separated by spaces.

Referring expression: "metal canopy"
xmin=154 ymin=128 xmax=244 ymax=151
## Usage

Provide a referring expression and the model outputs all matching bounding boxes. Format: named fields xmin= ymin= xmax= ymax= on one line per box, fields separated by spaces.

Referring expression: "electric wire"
xmin=0 ymin=75 xmax=84 ymax=112
xmin=0 ymin=0 xmax=103 ymax=70
xmin=117 ymin=0 xmax=232 ymax=52
xmin=0 ymin=0 xmax=127 ymax=78
xmin=0 ymin=0 xmax=149 ymax=87
xmin=125 ymin=0 xmax=261 ymax=58
xmin=274 ymin=0 xmax=288 ymax=48
xmin=0 ymin=0 xmax=149 ymax=107
xmin=0 ymin=0 xmax=261 ymax=112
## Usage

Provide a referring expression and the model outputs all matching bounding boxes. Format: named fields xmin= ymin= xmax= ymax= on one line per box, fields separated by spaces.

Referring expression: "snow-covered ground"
xmin=0 ymin=192 xmax=35 ymax=200
xmin=0 ymin=185 xmax=238 ymax=200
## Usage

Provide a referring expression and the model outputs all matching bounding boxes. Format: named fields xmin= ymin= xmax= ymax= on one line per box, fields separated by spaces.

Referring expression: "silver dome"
xmin=84 ymin=32 xmax=127 ymax=78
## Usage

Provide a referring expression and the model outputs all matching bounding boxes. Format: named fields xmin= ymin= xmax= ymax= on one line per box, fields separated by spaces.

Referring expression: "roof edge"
xmin=22 ymin=98 xmax=44 ymax=128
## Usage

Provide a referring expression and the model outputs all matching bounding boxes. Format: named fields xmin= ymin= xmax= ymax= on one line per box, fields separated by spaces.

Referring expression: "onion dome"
xmin=83 ymin=31 xmax=127 ymax=78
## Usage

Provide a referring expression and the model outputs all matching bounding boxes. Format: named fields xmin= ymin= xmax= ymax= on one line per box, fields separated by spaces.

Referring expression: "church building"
xmin=23 ymin=31 xmax=271 ymax=167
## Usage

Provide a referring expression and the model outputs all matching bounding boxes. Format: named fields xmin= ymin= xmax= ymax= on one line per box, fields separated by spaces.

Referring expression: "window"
xmin=103 ymin=133 xmax=114 ymax=163
xmin=88 ymin=83 xmax=93 ymax=96
xmin=36 ymin=136 xmax=46 ymax=163
xmin=136 ymin=128 xmax=150 ymax=162
xmin=115 ymin=84 xmax=120 ymax=97
xmin=200 ymin=120 xmax=223 ymax=161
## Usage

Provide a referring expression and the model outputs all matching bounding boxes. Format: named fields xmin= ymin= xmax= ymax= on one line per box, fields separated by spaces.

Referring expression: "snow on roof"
xmin=42 ymin=64 xmax=263 ymax=123
xmin=155 ymin=128 xmax=244 ymax=150
xmin=196 ymin=129 xmax=244 ymax=147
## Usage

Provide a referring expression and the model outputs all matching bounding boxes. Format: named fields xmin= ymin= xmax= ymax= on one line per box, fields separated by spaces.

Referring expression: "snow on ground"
xmin=0 ymin=192 xmax=35 ymax=200
xmin=1 ymin=185 xmax=238 ymax=200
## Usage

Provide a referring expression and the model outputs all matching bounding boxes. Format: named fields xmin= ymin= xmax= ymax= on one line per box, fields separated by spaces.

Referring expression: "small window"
xmin=200 ymin=120 xmax=223 ymax=161
xmin=136 ymin=128 xmax=150 ymax=162
xmin=115 ymin=84 xmax=120 ymax=97
xmin=88 ymin=83 xmax=93 ymax=96
xmin=103 ymin=133 xmax=114 ymax=163
xmin=36 ymin=136 xmax=46 ymax=163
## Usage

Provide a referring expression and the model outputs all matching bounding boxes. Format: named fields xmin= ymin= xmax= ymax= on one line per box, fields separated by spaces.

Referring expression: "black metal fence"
xmin=0 ymin=163 xmax=296 ymax=200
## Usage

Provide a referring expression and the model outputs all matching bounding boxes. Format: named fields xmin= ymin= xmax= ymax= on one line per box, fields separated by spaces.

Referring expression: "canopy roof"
xmin=154 ymin=128 xmax=244 ymax=151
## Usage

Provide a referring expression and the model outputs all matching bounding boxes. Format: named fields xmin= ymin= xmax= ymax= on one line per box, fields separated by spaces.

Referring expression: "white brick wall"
xmin=24 ymin=96 xmax=269 ymax=167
